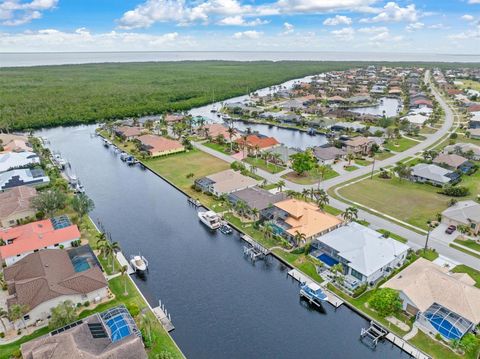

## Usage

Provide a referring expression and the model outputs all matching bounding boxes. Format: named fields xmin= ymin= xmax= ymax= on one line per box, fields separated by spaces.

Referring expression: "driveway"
xmin=431 ymin=223 xmax=459 ymax=245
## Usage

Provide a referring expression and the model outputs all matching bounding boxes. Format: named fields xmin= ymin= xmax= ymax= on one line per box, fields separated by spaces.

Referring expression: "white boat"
xmin=198 ymin=211 xmax=221 ymax=230
xmin=300 ymin=282 xmax=328 ymax=306
xmin=130 ymin=255 xmax=148 ymax=272
xmin=210 ymin=104 xmax=218 ymax=113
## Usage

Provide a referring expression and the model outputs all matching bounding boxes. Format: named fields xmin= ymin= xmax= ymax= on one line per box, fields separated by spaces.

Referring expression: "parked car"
xmin=445 ymin=225 xmax=456 ymax=234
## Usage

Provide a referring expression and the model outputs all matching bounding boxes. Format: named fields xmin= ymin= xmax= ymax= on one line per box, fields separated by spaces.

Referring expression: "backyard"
xmin=243 ymin=156 xmax=285 ymax=174
xmin=272 ymin=248 xmax=324 ymax=283
xmin=282 ymin=167 xmax=339 ymax=185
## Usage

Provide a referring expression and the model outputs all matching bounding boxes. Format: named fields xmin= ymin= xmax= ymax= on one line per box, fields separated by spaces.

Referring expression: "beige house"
xmin=136 ymin=134 xmax=185 ymax=157
xmin=0 ymin=134 xmax=32 ymax=153
xmin=342 ymin=137 xmax=374 ymax=155
xmin=441 ymin=200 xmax=480 ymax=235
xmin=0 ymin=186 xmax=37 ymax=228
xmin=195 ymin=169 xmax=258 ymax=196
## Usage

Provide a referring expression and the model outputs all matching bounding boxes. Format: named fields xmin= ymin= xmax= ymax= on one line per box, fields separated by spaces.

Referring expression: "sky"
xmin=0 ymin=0 xmax=479 ymax=53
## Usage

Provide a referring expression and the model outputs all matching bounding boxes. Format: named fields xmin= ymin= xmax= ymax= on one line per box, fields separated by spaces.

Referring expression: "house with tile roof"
xmin=0 ymin=186 xmax=37 ymax=228
xmin=441 ymin=200 xmax=480 ymax=235
xmin=195 ymin=169 xmax=258 ymax=196
xmin=410 ymin=163 xmax=460 ymax=186
xmin=0 ymin=134 xmax=33 ymax=153
xmin=136 ymin=134 xmax=185 ymax=157
xmin=0 ymin=217 xmax=80 ymax=266
xmin=4 ymin=248 xmax=108 ymax=327
xmin=235 ymin=134 xmax=279 ymax=152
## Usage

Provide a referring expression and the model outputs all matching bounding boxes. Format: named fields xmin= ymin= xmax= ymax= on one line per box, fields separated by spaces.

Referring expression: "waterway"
xmin=350 ymin=97 xmax=401 ymax=117
xmin=38 ymin=124 xmax=406 ymax=359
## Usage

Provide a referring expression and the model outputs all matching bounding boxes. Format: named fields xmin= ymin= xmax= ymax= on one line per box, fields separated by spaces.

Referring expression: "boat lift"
xmin=360 ymin=321 xmax=388 ymax=348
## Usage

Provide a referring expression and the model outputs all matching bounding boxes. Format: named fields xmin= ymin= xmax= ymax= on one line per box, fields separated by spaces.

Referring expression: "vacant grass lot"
xmin=338 ymin=177 xmax=449 ymax=229
xmin=384 ymin=137 xmax=418 ymax=152
xmin=244 ymin=156 xmax=285 ymax=174
xmin=282 ymin=168 xmax=339 ymax=185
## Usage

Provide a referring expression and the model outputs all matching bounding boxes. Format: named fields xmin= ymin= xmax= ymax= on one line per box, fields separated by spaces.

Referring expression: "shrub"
xmin=0 ymin=332 xmax=4 ymax=338
xmin=83 ymin=301 xmax=90 ymax=307
xmin=353 ymin=284 xmax=368 ymax=298
xmin=127 ymin=303 xmax=140 ymax=317
xmin=441 ymin=186 xmax=470 ymax=197
xmin=459 ymin=333 xmax=479 ymax=353
xmin=368 ymin=288 xmax=402 ymax=317
xmin=12 ymin=349 xmax=22 ymax=358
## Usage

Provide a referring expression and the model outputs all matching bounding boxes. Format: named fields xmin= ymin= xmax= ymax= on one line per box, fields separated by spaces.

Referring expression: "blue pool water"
xmin=106 ymin=315 xmax=132 ymax=342
xmin=425 ymin=313 xmax=463 ymax=340
xmin=71 ymin=256 xmax=91 ymax=272
xmin=317 ymin=253 xmax=339 ymax=267
xmin=271 ymin=224 xmax=285 ymax=235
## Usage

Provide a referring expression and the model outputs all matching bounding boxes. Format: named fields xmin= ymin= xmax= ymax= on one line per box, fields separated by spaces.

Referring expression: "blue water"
xmin=426 ymin=313 xmax=463 ymax=340
xmin=71 ymin=256 xmax=91 ymax=272
xmin=317 ymin=253 xmax=340 ymax=267
xmin=106 ymin=316 xmax=132 ymax=342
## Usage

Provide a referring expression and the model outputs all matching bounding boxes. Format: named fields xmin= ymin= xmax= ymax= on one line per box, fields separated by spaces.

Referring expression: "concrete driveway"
xmin=431 ymin=223 xmax=459 ymax=245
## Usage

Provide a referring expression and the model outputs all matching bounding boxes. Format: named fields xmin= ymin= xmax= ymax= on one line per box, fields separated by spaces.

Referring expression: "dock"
xmin=152 ymin=301 xmax=175 ymax=332
xmin=187 ymin=197 xmax=201 ymax=207
xmin=360 ymin=321 xmax=388 ymax=348
xmin=241 ymin=234 xmax=270 ymax=255
xmin=288 ymin=269 xmax=343 ymax=308
xmin=386 ymin=333 xmax=431 ymax=359
xmin=115 ymin=252 xmax=135 ymax=275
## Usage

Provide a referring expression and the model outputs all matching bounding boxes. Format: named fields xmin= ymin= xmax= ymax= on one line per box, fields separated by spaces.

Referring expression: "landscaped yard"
xmin=344 ymin=165 xmax=358 ymax=172
xmin=337 ymin=176 xmax=450 ymax=230
xmin=203 ymin=141 xmax=230 ymax=155
xmin=384 ymin=137 xmax=418 ymax=152
xmin=244 ymin=156 xmax=285 ymax=174
xmin=282 ymin=168 xmax=339 ymax=185
xmin=377 ymin=229 xmax=408 ymax=243
xmin=410 ymin=331 xmax=462 ymax=359
xmin=374 ymin=151 xmax=394 ymax=160
xmin=451 ymin=265 xmax=480 ymax=288
xmin=354 ymin=158 xmax=371 ymax=166
xmin=273 ymin=248 xmax=324 ymax=283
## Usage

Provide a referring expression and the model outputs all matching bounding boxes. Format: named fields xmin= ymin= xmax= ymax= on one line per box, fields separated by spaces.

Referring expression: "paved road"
xmin=194 ymin=70 xmax=479 ymax=270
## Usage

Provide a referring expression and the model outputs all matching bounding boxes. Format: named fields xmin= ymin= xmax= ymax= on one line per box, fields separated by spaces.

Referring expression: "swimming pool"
xmin=106 ymin=315 xmax=132 ymax=342
xmin=317 ymin=253 xmax=339 ymax=267
xmin=71 ymin=256 xmax=91 ymax=272
xmin=425 ymin=313 xmax=463 ymax=340
xmin=100 ymin=306 xmax=141 ymax=342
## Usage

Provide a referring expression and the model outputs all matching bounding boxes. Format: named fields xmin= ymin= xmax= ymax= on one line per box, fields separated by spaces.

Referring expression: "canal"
xmin=38 ymin=125 xmax=406 ymax=359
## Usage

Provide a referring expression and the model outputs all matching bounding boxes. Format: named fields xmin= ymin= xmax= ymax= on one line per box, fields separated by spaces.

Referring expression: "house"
xmin=113 ymin=126 xmax=143 ymax=140
xmin=197 ymin=124 xmax=237 ymax=141
xmin=263 ymin=145 xmax=300 ymax=164
xmin=469 ymin=128 xmax=480 ymax=139
xmin=0 ymin=216 xmax=81 ymax=266
xmin=0 ymin=168 xmax=50 ymax=191
xmin=0 ymin=134 xmax=32 ymax=153
xmin=281 ymin=99 xmax=304 ymax=110
xmin=136 ymin=135 xmax=184 ymax=157
xmin=444 ymin=142 xmax=480 ymax=161
xmin=313 ymin=146 xmax=346 ymax=165
xmin=312 ymin=222 xmax=409 ymax=289
xmin=235 ymin=135 xmax=279 ymax=152
xmin=0 ymin=186 xmax=37 ymax=228
xmin=402 ymin=113 xmax=429 ymax=126
xmin=228 ymin=186 xmax=287 ymax=217
xmin=266 ymin=199 xmax=343 ymax=242
xmin=4 ymin=247 xmax=108 ymax=327
xmin=21 ymin=305 xmax=146 ymax=359
xmin=410 ymin=163 xmax=460 ymax=186
xmin=0 ymin=151 xmax=40 ymax=173
xmin=383 ymin=258 xmax=480 ymax=340
xmin=433 ymin=153 xmax=473 ymax=172
xmin=164 ymin=113 xmax=185 ymax=124
xmin=195 ymin=169 xmax=258 ymax=196
xmin=441 ymin=200 xmax=480 ymax=235
xmin=342 ymin=137 xmax=374 ymax=155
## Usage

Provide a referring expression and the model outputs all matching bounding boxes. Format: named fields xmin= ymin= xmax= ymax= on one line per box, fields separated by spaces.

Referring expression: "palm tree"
xmin=346 ymin=153 xmax=355 ymax=166
xmin=276 ymin=180 xmax=286 ymax=192
xmin=394 ymin=163 xmax=412 ymax=181
xmin=98 ymin=240 xmax=121 ymax=273
xmin=251 ymin=208 xmax=259 ymax=221
xmin=241 ymin=134 xmax=248 ymax=158
xmin=301 ymin=188 xmax=310 ymax=200
xmin=262 ymin=223 xmax=275 ymax=240
xmin=121 ymin=265 xmax=129 ymax=295
xmin=317 ymin=164 xmax=331 ymax=185
xmin=0 ymin=307 xmax=8 ymax=334
xmin=227 ymin=126 xmax=237 ymax=152
xmin=315 ymin=189 xmax=329 ymax=210
xmin=293 ymin=230 xmax=307 ymax=247
xmin=140 ymin=312 xmax=154 ymax=344
xmin=9 ymin=304 xmax=29 ymax=330
xmin=342 ymin=206 xmax=358 ymax=223
xmin=96 ymin=232 xmax=108 ymax=258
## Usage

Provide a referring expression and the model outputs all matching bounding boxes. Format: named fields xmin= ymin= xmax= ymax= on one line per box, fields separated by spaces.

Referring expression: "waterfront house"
xmin=0 ymin=151 xmax=40 ymax=173
xmin=196 ymin=123 xmax=237 ymax=141
xmin=113 ymin=126 xmax=144 ymax=141
xmin=441 ymin=200 xmax=480 ymax=235
xmin=0 ymin=186 xmax=37 ymax=228
xmin=164 ymin=113 xmax=185 ymax=124
xmin=0 ymin=216 xmax=80 ymax=266
xmin=383 ymin=258 xmax=480 ymax=340
xmin=5 ymin=247 xmax=108 ymax=328
xmin=0 ymin=134 xmax=32 ymax=153
xmin=432 ymin=153 xmax=473 ymax=172
xmin=313 ymin=146 xmax=346 ymax=165
xmin=443 ymin=142 xmax=480 ymax=161
xmin=235 ymin=134 xmax=279 ymax=152
xmin=0 ymin=168 xmax=50 ymax=191
xmin=266 ymin=199 xmax=343 ymax=243
xmin=410 ymin=163 xmax=460 ymax=186
xmin=21 ymin=305 xmax=146 ymax=359
xmin=136 ymin=134 xmax=184 ymax=157
xmin=228 ymin=186 xmax=287 ymax=218
xmin=263 ymin=145 xmax=300 ymax=165
xmin=312 ymin=222 xmax=409 ymax=290
xmin=342 ymin=137 xmax=375 ymax=155
xmin=195 ymin=169 xmax=258 ymax=196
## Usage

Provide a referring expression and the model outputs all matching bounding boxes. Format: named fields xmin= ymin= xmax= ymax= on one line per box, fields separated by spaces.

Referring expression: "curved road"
xmin=195 ymin=70 xmax=479 ymax=269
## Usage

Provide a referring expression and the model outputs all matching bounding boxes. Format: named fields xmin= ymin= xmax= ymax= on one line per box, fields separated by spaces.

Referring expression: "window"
xmin=23 ymin=315 xmax=30 ymax=321
xmin=471 ymin=223 xmax=476 ymax=229
xmin=350 ymin=268 xmax=364 ymax=281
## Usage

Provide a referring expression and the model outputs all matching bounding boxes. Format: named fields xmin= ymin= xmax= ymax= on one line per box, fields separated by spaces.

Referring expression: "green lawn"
xmin=419 ymin=248 xmax=439 ymax=261
xmin=354 ymin=158 xmax=371 ymax=166
xmin=451 ymin=265 xmax=480 ymax=288
xmin=338 ymin=176 xmax=449 ymax=230
xmin=323 ymin=204 xmax=343 ymax=216
xmin=344 ymin=165 xmax=358 ymax=172
xmin=410 ymin=331 xmax=462 ymax=359
xmin=453 ymin=239 xmax=480 ymax=253
xmin=273 ymin=249 xmax=324 ymax=283
xmin=203 ymin=141 xmax=230 ymax=155
xmin=450 ymin=243 xmax=480 ymax=259
xmin=384 ymin=137 xmax=418 ymax=152
xmin=377 ymin=229 xmax=409 ymax=243
xmin=244 ymin=156 xmax=285 ymax=174
xmin=374 ymin=151 xmax=394 ymax=160
xmin=282 ymin=168 xmax=339 ymax=185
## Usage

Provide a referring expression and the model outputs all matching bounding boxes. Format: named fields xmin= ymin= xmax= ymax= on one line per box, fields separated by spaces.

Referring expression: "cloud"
xmin=331 ymin=27 xmax=354 ymax=40
xmin=282 ymin=22 xmax=294 ymax=34
xmin=0 ymin=0 xmax=57 ymax=26
xmin=232 ymin=30 xmax=262 ymax=39
xmin=461 ymin=14 xmax=475 ymax=22
xmin=449 ymin=25 xmax=480 ymax=40
xmin=218 ymin=15 xmax=268 ymax=26
xmin=468 ymin=0 xmax=480 ymax=3
xmin=406 ymin=22 xmax=424 ymax=31
xmin=360 ymin=2 xmax=418 ymax=23
xmin=357 ymin=26 xmax=388 ymax=34
xmin=323 ymin=15 xmax=352 ymax=26
xmin=428 ymin=23 xmax=449 ymax=30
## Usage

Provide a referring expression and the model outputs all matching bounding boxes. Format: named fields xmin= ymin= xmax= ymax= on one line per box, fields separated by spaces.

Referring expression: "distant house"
xmin=444 ymin=142 xmax=480 ymax=161
xmin=263 ymin=145 xmax=299 ymax=164
xmin=281 ymin=99 xmax=304 ymax=110
xmin=0 ymin=216 xmax=80 ymax=266
xmin=433 ymin=153 xmax=473 ymax=172
xmin=164 ymin=113 xmax=185 ymax=124
xmin=0 ymin=186 xmax=37 ymax=228
xmin=136 ymin=135 xmax=184 ymax=157
xmin=441 ymin=200 xmax=480 ymax=235
xmin=228 ymin=186 xmax=287 ymax=218
xmin=266 ymin=199 xmax=343 ymax=243
xmin=21 ymin=305 xmax=146 ymax=359
xmin=312 ymin=222 xmax=409 ymax=289
xmin=402 ymin=113 xmax=429 ymax=126
xmin=0 ymin=168 xmax=50 ymax=191
xmin=235 ymin=134 xmax=279 ymax=152
xmin=113 ymin=126 xmax=143 ymax=141
xmin=0 ymin=134 xmax=32 ymax=153
xmin=330 ymin=122 xmax=365 ymax=132
xmin=342 ymin=137 xmax=374 ymax=155
xmin=313 ymin=146 xmax=346 ymax=165
xmin=0 ymin=151 xmax=40 ymax=173
xmin=4 ymin=247 xmax=108 ymax=327
xmin=197 ymin=124 xmax=237 ymax=141
xmin=195 ymin=169 xmax=258 ymax=196
xmin=469 ymin=128 xmax=480 ymax=140
xmin=410 ymin=163 xmax=460 ymax=186
xmin=383 ymin=258 xmax=480 ymax=340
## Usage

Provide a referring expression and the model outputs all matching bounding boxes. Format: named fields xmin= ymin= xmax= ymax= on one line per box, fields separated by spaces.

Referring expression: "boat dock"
xmin=360 ymin=321 xmax=388 ymax=348
xmin=187 ymin=197 xmax=201 ymax=207
xmin=386 ymin=333 xmax=431 ymax=359
xmin=288 ymin=269 xmax=343 ymax=308
xmin=241 ymin=235 xmax=270 ymax=255
xmin=242 ymin=234 xmax=270 ymax=261
xmin=115 ymin=252 xmax=135 ymax=275
xmin=152 ymin=300 xmax=175 ymax=332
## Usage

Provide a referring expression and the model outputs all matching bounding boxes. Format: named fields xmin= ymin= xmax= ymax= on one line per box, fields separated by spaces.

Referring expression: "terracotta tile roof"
xmin=467 ymin=104 xmax=480 ymax=113
xmin=0 ymin=186 xmax=37 ymax=220
xmin=115 ymin=126 xmax=143 ymax=138
xmin=4 ymin=249 xmax=107 ymax=311
xmin=235 ymin=135 xmax=279 ymax=149
xmin=0 ymin=134 xmax=32 ymax=153
xmin=137 ymin=135 xmax=184 ymax=154
xmin=164 ymin=114 xmax=185 ymax=123
xmin=0 ymin=220 xmax=80 ymax=260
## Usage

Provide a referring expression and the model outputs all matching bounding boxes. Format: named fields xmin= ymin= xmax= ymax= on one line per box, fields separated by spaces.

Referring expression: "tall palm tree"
xmin=227 ymin=126 xmax=237 ymax=153
xmin=121 ymin=265 xmax=129 ymax=296
xmin=96 ymin=232 xmax=108 ymax=258
xmin=262 ymin=223 xmax=275 ymax=240
xmin=301 ymin=188 xmax=310 ymax=200
xmin=342 ymin=206 xmax=358 ymax=223
xmin=140 ymin=313 xmax=154 ymax=344
xmin=0 ymin=307 xmax=8 ymax=334
xmin=314 ymin=189 xmax=329 ymax=210
xmin=346 ymin=153 xmax=355 ymax=166
xmin=98 ymin=240 xmax=121 ymax=273
xmin=9 ymin=304 xmax=29 ymax=330
xmin=251 ymin=208 xmax=259 ymax=221
xmin=276 ymin=180 xmax=286 ymax=192
xmin=293 ymin=231 xmax=307 ymax=247
xmin=241 ymin=134 xmax=249 ymax=159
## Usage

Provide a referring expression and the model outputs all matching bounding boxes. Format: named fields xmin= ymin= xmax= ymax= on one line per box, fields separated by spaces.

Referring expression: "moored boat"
xmin=219 ymin=224 xmax=233 ymax=235
xmin=300 ymin=282 xmax=328 ymax=305
xmin=198 ymin=210 xmax=221 ymax=230
xmin=130 ymin=255 xmax=148 ymax=272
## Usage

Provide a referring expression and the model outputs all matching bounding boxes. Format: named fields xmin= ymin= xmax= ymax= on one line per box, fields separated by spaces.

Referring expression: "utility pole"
xmin=370 ymin=157 xmax=376 ymax=180
xmin=424 ymin=220 xmax=432 ymax=253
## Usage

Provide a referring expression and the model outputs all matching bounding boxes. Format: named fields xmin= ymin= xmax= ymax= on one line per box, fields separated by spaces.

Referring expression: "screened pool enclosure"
xmin=418 ymin=303 xmax=474 ymax=340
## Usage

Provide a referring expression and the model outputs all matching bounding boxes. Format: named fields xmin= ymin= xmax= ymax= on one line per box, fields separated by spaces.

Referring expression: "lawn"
xmin=454 ymin=238 xmax=480 ymax=254
xmin=273 ymin=249 xmax=324 ymax=283
xmin=377 ymin=229 xmax=408 ymax=243
xmin=419 ymin=248 xmax=439 ymax=261
xmin=323 ymin=204 xmax=343 ymax=216
xmin=354 ymin=158 xmax=371 ymax=166
xmin=203 ymin=141 xmax=230 ymax=155
xmin=243 ymin=156 xmax=285 ymax=174
xmin=282 ymin=168 xmax=339 ymax=185
xmin=451 ymin=265 xmax=480 ymax=288
xmin=410 ymin=331 xmax=462 ymax=359
xmin=338 ymin=176 xmax=449 ymax=230
xmin=450 ymin=243 xmax=480 ymax=259
xmin=384 ymin=137 xmax=418 ymax=152
xmin=457 ymin=79 xmax=480 ymax=92
xmin=344 ymin=165 xmax=359 ymax=172
xmin=374 ymin=151 xmax=394 ymax=160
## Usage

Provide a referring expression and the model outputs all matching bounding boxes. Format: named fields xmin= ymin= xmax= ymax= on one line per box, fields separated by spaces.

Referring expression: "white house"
xmin=410 ymin=163 xmax=460 ymax=186
xmin=0 ymin=152 xmax=40 ymax=173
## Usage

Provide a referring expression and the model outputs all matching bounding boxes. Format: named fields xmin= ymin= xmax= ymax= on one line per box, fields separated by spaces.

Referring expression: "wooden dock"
xmin=116 ymin=252 xmax=135 ymax=275
xmin=241 ymin=235 xmax=270 ymax=255
xmin=386 ymin=333 xmax=431 ymax=359
xmin=152 ymin=301 xmax=175 ymax=332
xmin=288 ymin=269 xmax=343 ymax=308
